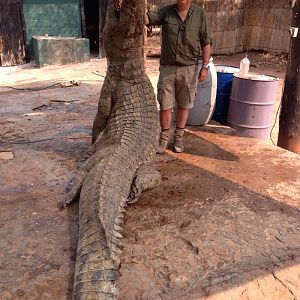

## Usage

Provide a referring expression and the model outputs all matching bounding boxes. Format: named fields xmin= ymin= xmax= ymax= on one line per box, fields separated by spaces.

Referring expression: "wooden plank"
xmin=0 ymin=0 xmax=26 ymax=66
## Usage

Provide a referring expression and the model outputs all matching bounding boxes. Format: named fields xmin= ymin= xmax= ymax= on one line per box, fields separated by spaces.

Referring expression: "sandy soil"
xmin=1 ymin=51 xmax=299 ymax=300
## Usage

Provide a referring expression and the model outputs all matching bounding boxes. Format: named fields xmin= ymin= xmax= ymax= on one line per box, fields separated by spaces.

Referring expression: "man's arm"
xmin=146 ymin=6 xmax=167 ymax=26
xmin=198 ymin=43 xmax=211 ymax=82
xmin=145 ymin=12 xmax=150 ymax=25
xmin=198 ymin=8 xmax=212 ymax=82
xmin=202 ymin=43 xmax=211 ymax=65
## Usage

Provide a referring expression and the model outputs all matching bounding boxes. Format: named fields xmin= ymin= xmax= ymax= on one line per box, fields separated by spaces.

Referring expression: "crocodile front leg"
xmin=92 ymin=77 xmax=113 ymax=145
xmin=127 ymin=164 xmax=162 ymax=204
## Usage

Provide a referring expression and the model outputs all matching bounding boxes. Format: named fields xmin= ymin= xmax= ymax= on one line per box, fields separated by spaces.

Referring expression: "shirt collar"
xmin=174 ymin=4 xmax=195 ymax=20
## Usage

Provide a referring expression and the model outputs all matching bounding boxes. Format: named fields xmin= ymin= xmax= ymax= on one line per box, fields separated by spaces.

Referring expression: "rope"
xmin=92 ymin=71 xmax=106 ymax=78
xmin=270 ymin=101 xmax=282 ymax=146
xmin=270 ymin=85 xmax=284 ymax=146
xmin=2 ymin=83 xmax=60 ymax=92
xmin=3 ymin=137 xmax=60 ymax=144
xmin=1 ymin=80 xmax=86 ymax=92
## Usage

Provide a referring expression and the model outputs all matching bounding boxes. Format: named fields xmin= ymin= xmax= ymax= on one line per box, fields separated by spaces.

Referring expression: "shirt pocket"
xmin=185 ymin=25 xmax=201 ymax=57
xmin=185 ymin=24 xmax=200 ymax=45
xmin=163 ymin=16 xmax=179 ymax=38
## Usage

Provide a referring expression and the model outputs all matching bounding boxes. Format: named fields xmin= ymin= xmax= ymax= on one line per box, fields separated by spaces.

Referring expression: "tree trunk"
xmin=277 ymin=0 xmax=300 ymax=154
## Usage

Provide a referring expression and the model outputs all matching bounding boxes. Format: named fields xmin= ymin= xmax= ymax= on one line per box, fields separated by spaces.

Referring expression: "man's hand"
xmin=198 ymin=67 xmax=208 ymax=82
xmin=145 ymin=12 xmax=149 ymax=25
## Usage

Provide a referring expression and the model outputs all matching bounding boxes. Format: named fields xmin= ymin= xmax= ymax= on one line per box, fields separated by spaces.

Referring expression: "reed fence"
xmin=151 ymin=0 xmax=292 ymax=54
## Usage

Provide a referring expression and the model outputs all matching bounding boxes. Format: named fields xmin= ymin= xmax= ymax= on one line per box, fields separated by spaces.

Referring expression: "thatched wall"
xmin=243 ymin=0 xmax=292 ymax=53
xmin=154 ymin=0 xmax=292 ymax=54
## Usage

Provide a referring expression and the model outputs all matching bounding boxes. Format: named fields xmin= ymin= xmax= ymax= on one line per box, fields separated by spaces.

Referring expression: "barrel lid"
xmin=215 ymin=65 xmax=240 ymax=73
xmin=234 ymin=73 xmax=279 ymax=81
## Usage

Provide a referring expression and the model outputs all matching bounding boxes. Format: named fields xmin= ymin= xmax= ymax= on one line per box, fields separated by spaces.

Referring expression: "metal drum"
xmin=227 ymin=74 xmax=279 ymax=141
xmin=212 ymin=66 xmax=239 ymax=124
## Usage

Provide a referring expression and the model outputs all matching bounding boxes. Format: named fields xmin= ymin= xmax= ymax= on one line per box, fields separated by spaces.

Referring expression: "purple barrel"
xmin=227 ymin=74 xmax=279 ymax=141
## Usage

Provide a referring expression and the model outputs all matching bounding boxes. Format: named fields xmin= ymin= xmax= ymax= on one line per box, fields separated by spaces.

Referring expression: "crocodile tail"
xmin=97 ymin=154 xmax=136 ymax=262
xmin=73 ymin=160 xmax=120 ymax=299
xmin=73 ymin=154 xmax=134 ymax=298
xmin=73 ymin=217 xmax=119 ymax=299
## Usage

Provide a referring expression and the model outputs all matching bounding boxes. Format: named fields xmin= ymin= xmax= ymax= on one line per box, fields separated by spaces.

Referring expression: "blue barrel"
xmin=212 ymin=66 xmax=239 ymax=124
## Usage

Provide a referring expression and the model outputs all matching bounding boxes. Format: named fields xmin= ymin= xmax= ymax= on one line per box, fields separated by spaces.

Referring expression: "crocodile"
xmin=58 ymin=0 xmax=161 ymax=298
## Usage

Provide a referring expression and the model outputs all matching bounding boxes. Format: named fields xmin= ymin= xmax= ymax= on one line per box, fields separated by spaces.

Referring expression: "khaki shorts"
xmin=157 ymin=64 xmax=198 ymax=110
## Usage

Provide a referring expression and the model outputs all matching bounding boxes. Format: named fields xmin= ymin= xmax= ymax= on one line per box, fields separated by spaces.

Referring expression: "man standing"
xmin=146 ymin=0 xmax=212 ymax=153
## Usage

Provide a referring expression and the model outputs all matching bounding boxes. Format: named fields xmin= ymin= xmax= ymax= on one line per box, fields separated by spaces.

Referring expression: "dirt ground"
xmin=0 ymin=51 xmax=299 ymax=300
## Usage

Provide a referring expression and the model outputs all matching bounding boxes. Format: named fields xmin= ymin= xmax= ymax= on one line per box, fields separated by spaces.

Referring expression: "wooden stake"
xmin=143 ymin=0 xmax=147 ymax=71
xmin=277 ymin=0 xmax=300 ymax=154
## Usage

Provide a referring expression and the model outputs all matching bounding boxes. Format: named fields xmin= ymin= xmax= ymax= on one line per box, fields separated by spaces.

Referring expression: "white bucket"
xmin=186 ymin=57 xmax=217 ymax=125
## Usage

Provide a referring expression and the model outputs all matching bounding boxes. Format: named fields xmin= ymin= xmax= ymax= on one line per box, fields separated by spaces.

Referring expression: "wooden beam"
xmin=277 ymin=0 xmax=300 ymax=154
xmin=18 ymin=0 xmax=28 ymax=62
xmin=80 ymin=0 xmax=87 ymax=38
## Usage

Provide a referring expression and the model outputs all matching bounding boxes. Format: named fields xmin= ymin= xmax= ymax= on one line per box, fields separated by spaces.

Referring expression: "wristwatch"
xmin=202 ymin=63 xmax=210 ymax=70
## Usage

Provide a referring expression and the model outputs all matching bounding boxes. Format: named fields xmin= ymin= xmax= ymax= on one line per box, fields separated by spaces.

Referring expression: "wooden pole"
xmin=143 ymin=0 xmax=147 ymax=70
xmin=99 ymin=0 xmax=109 ymax=58
xmin=277 ymin=0 xmax=300 ymax=154
xmin=80 ymin=0 xmax=87 ymax=38
xmin=18 ymin=0 xmax=28 ymax=62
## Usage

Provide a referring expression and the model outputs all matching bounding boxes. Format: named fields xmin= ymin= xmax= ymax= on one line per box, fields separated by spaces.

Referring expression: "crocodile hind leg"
xmin=92 ymin=77 xmax=113 ymax=145
xmin=57 ymin=169 xmax=87 ymax=209
xmin=127 ymin=164 xmax=161 ymax=204
xmin=58 ymin=146 xmax=115 ymax=209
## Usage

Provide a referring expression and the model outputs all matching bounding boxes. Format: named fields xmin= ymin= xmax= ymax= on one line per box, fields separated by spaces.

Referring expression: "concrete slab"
xmin=32 ymin=36 xmax=90 ymax=68
xmin=0 ymin=56 xmax=298 ymax=299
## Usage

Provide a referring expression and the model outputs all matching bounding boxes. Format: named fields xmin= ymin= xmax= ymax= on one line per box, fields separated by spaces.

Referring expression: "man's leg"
xmin=157 ymin=108 xmax=172 ymax=154
xmin=174 ymin=106 xmax=189 ymax=153
xmin=156 ymin=65 xmax=176 ymax=154
xmin=173 ymin=64 xmax=198 ymax=153
xmin=175 ymin=105 xmax=189 ymax=128
xmin=160 ymin=108 xmax=172 ymax=129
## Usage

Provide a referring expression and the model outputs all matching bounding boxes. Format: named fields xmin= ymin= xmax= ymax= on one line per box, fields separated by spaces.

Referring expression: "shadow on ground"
xmin=118 ymin=146 xmax=300 ymax=299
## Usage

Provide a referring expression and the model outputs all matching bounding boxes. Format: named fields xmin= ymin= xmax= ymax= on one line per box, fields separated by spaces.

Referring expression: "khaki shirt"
xmin=148 ymin=4 xmax=212 ymax=66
